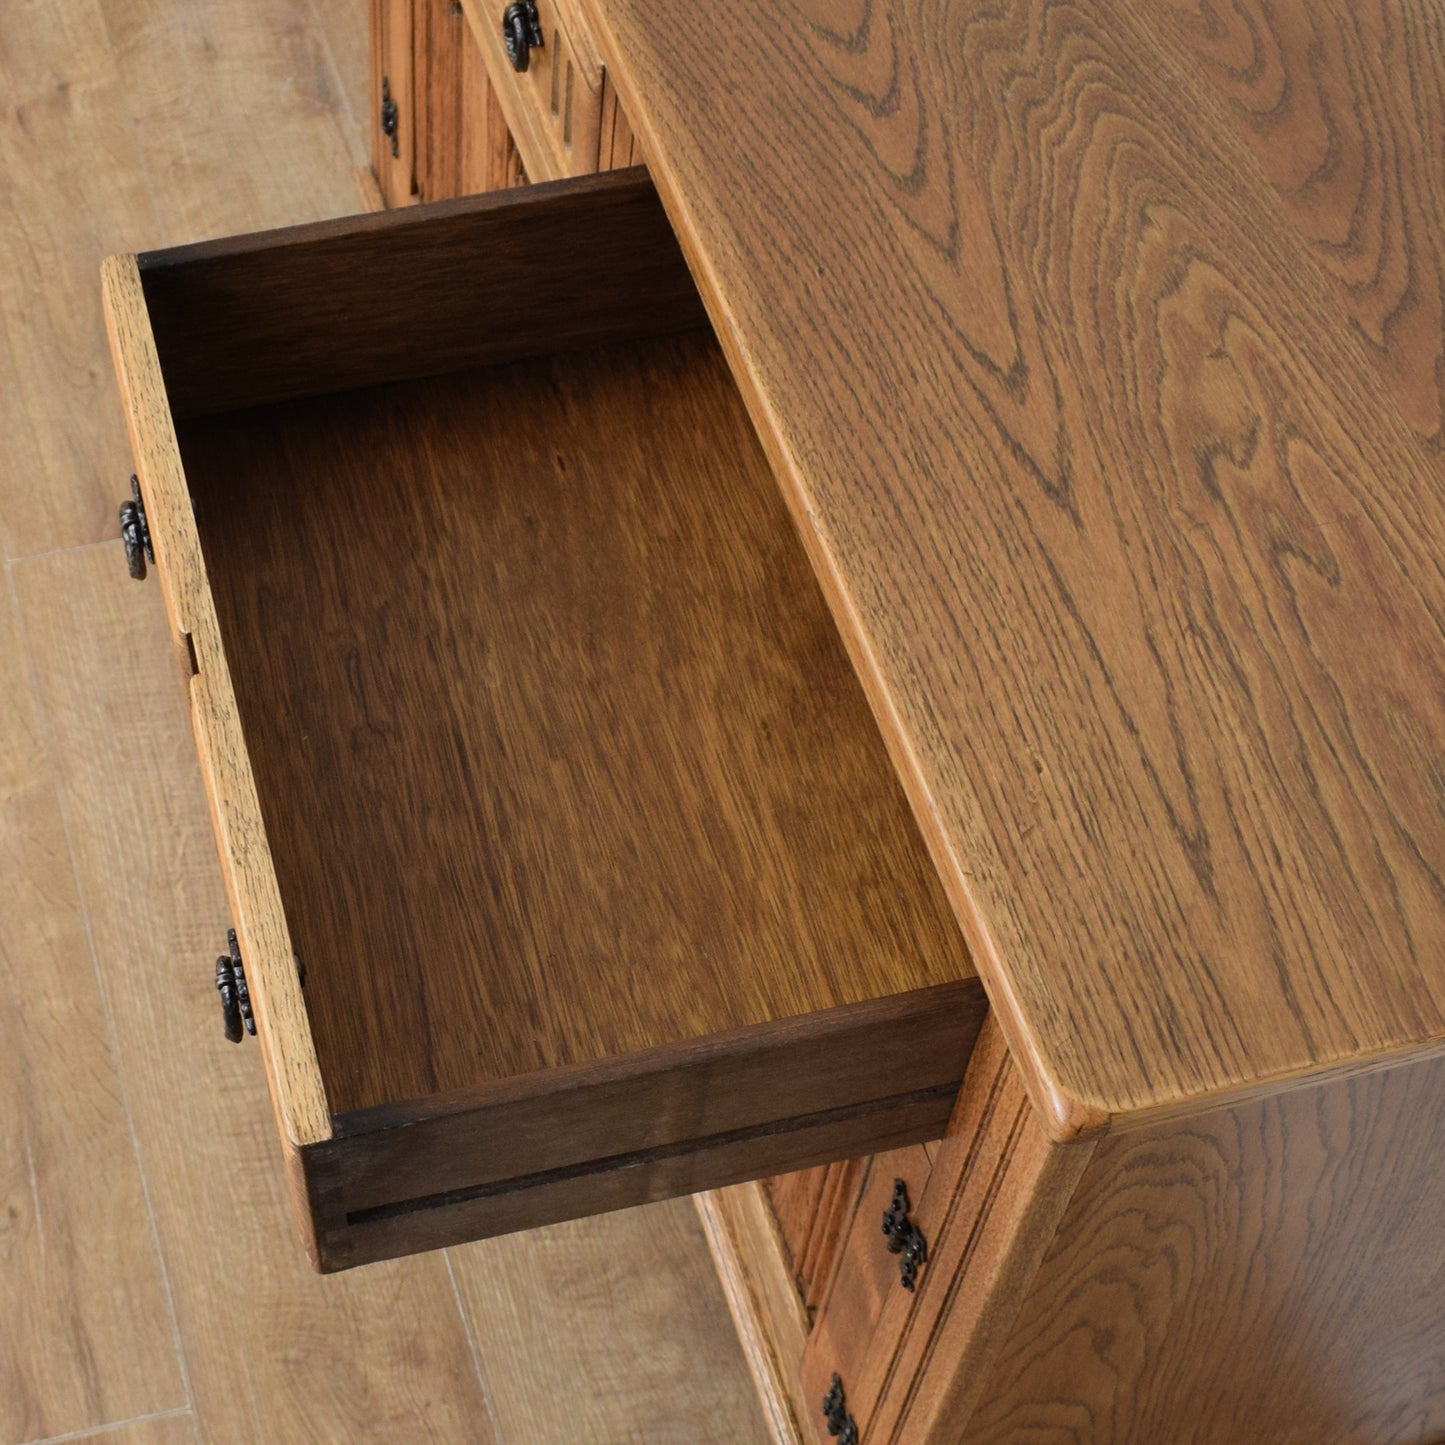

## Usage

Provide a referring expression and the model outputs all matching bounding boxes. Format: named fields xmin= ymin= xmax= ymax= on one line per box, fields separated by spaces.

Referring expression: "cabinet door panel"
xmin=415 ymin=0 xmax=521 ymax=199
xmin=369 ymin=0 xmax=416 ymax=206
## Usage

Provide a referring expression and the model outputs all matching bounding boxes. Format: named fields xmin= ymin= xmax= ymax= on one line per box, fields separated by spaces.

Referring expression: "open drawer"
xmin=102 ymin=169 xmax=985 ymax=1271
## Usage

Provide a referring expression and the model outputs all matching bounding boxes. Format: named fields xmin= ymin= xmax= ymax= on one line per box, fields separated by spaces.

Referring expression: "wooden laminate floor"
xmin=0 ymin=1 xmax=765 ymax=1440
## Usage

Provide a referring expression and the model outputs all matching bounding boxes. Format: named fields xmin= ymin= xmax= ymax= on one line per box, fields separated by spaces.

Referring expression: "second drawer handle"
xmin=215 ymin=929 xmax=255 ymax=1043
xmin=501 ymin=0 xmax=543 ymax=71
xmin=882 ymin=1179 xmax=928 ymax=1291
xmin=822 ymin=1375 xmax=859 ymax=1445
xmin=119 ymin=474 xmax=153 ymax=581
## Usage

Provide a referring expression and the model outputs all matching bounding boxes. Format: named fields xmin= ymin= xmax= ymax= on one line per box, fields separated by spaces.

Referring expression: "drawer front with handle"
xmin=103 ymin=169 xmax=984 ymax=1271
xmin=462 ymin=0 xmax=607 ymax=180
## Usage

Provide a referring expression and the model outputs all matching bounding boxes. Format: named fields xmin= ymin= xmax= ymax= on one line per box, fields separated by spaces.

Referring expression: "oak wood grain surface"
xmin=766 ymin=1160 xmax=856 ymax=1313
xmin=795 ymin=1017 xmax=1093 ymax=1443
xmin=177 ymin=329 xmax=975 ymax=1112
xmin=414 ymin=0 xmax=520 ymax=200
xmin=959 ymin=1050 xmax=1445 ymax=1444
xmin=581 ymin=0 xmax=1445 ymax=1136
xmin=322 ymin=986 xmax=981 ymax=1215
xmin=763 ymin=1167 xmax=828 ymax=1279
xmin=803 ymin=1138 xmax=936 ymax=1364
xmin=315 ymin=1083 xmax=959 ymax=1270
xmin=856 ymin=1017 xmax=1093 ymax=1445
xmin=1143 ymin=0 xmax=1445 ymax=452
xmin=795 ymin=1141 xmax=935 ymax=1439
xmin=460 ymin=0 xmax=604 ymax=182
xmin=599 ymin=74 xmax=642 ymax=170
xmin=0 ymin=591 xmax=184 ymax=1442
xmin=103 ymin=255 xmax=333 ymax=1155
xmin=449 ymin=1199 xmax=768 ymax=1443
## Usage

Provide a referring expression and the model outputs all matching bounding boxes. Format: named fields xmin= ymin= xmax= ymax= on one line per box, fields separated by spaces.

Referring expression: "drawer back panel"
xmin=138 ymin=168 xmax=704 ymax=418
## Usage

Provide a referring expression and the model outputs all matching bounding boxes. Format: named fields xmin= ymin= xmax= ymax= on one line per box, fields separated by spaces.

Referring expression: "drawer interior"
xmin=116 ymin=170 xmax=984 ymax=1267
xmin=181 ymin=331 xmax=969 ymax=1117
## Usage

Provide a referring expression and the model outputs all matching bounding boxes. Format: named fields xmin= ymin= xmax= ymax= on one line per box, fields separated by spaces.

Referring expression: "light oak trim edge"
xmin=695 ymin=1183 xmax=810 ymax=1445
xmin=100 ymin=252 xmax=332 ymax=1151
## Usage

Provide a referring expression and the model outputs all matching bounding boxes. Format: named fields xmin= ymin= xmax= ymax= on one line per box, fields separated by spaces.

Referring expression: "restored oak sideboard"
xmin=105 ymin=2 xmax=1445 ymax=1441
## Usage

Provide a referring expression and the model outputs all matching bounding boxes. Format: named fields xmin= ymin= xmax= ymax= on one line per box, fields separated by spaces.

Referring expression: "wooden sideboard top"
xmin=580 ymin=0 xmax=1445 ymax=1137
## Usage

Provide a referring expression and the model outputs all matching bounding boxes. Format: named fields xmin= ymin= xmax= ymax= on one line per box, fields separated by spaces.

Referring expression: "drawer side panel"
xmin=101 ymin=253 xmax=332 ymax=1151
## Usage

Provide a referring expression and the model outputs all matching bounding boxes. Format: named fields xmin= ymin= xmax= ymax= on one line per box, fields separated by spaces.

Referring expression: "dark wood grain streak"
xmin=1143 ymin=0 xmax=1445 ymax=451
xmin=582 ymin=0 xmax=1445 ymax=1135
xmin=179 ymin=329 xmax=977 ymax=1115
xmin=138 ymin=169 xmax=703 ymax=416
xmin=959 ymin=1051 xmax=1445 ymax=1444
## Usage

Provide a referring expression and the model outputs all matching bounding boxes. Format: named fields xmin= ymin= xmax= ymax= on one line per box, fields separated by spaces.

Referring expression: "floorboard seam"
xmin=444 ymin=1249 xmax=507 ymax=1443
xmin=14 ymin=1405 xmax=193 ymax=1445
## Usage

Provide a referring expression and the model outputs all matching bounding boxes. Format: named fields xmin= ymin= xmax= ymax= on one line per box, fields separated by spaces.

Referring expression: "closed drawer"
xmin=797 ymin=1021 xmax=1026 ymax=1443
xmin=798 ymin=1147 xmax=935 ymax=1431
xmin=771 ymin=1147 xmax=935 ymax=1326
xmin=101 ymin=169 xmax=984 ymax=1272
xmin=462 ymin=0 xmax=607 ymax=181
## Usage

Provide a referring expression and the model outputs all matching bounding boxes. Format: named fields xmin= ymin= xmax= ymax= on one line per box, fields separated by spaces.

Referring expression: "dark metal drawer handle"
xmin=380 ymin=76 xmax=399 ymax=159
xmin=501 ymin=0 xmax=543 ymax=71
xmin=119 ymin=474 xmax=153 ymax=581
xmin=822 ymin=1374 xmax=859 ymax=1445
xmin=882 ymin=1179 xmax=928 ymax=1291
xmin=215 ymin=928 xmax=255 ymax=1043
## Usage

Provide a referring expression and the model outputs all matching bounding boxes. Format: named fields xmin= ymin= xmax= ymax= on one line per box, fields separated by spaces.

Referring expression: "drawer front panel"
xmin=768 ymin=1160 xmax=867 ymax=1318
xmin=326 ymin=988 xmax=979 ymax=1217
xmin=463 ymin=0 xmax=604 ymax=180
xmin=796 ymin=1145 xmax=934 ymax=1424
xmin=308 ymin=1082 xmax=959 ymax=1272
xmin=598 ymin=74 xmax=642 ymax=170
xmin=102 ymin=253 xmax=331 ymax=1155
xmin=798 ymin=1019 xmax=1082 ymax=1445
